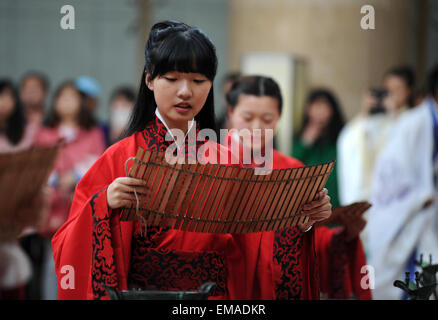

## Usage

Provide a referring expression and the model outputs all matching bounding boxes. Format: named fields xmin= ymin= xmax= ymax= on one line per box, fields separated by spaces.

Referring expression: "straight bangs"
xmin=124 ymin=21 xmax=219 ymax=138
xmin=151 ymin=31 xmax=217 ymax=81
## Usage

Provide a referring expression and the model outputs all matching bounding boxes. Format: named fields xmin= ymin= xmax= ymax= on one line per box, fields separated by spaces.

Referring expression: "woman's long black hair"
xmin=0 ymin=79 xmax=26 ymax=145
xmin=124 ymin=20 xmax=218 ymax=138
xmin=299 ymin=88 xmax=345 ymax=146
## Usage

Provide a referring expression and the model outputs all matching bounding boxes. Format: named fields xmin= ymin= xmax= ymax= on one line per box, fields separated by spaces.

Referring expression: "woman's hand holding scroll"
xmin=299 ymin=188 xmax=332 ymax=232
xmin=107 ymin=177 xmax=149 ymax=209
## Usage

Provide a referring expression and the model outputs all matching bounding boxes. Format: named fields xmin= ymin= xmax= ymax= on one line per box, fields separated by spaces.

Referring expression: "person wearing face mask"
xmin=337 ymin=66 xmax=416 ymax=207
xmin=108 ymin=86 xmax=136 ymax=145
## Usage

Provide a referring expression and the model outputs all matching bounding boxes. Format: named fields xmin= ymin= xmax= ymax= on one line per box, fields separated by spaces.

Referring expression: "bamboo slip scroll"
xmin=0 ymin=145 xmax=59 ymax=242
xmin=120 ymin=147 xmax=335 ymax=234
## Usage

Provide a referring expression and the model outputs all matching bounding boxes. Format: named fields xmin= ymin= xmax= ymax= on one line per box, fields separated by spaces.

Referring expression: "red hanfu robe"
xmin=225 ymin=134 xmax=371 ymax=300
xmin=52 ymin=115 xmax=299 ymax=300
xmin=315 ymin=226 xmax=372 ymax=299
xmin=224 ymin=134 xmax=319 ymax=300
xmin=266 ymin=150 xmax=320 ymax=299
xmin=268 ymin=149 xmax=371 ymax=300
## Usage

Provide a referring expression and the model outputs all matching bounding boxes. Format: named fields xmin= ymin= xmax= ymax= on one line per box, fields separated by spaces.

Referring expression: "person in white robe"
xmin=337 ymin=66 xmax=416 ymax=207
xmin=364 ymin=91 xmax=438 ymax=299
xmin=337 ymin=111 xmax=394 ymax=206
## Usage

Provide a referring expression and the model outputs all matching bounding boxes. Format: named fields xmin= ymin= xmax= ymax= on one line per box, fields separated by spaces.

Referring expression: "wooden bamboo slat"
xmin=283 ymin=166 xmax=315 ymax=230
xmin=214 ymin=166 xmax=240 ymax=234
xmin=253 ymin=169 xmax=282 ymax=232
xmin=179 ymin=163 xmax=203 ymax=231
xmin=159 ymin=162 xmax=182 ymax=228
xmin=168 ymin=162 xmax=192 ymax=230
xmin=193 ymin=164 xmax=220 ymax=233
xmin=234 ymin=171 xmax=260 ymax=234
xmin=298 ymin=162 xmax=330 ymax=226
xmin=294 ymin=164 xmax=324 ymax=228
xmin=244 ymin=170 xmax=271 ymax=233
xmin=206 ymin=165 xmax=233 ymax=233
xmin=227 ymin=168 xmax=254 ymax=234
xmin=186 ymin=163 xmax=214 ymax=232
xmin=263 ymin=168 xmax=293 ymax=232
xmin=201 ymin=165 xmax=227 ymax=233
xmin=272 ymin=167 xmax=304 ymax=231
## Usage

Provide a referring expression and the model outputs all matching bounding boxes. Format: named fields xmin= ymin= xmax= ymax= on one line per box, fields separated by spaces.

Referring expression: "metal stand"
xmin=104 ymin=282 xmax=217 ymax=300
xmin=393 ymin=254 xmax=438 ymax=300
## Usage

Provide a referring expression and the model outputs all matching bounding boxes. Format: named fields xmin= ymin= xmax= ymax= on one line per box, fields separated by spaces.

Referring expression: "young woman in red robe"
xmin=51 ymin=21 xmax=332 ymax=300
xmin=226 ymin=75 xmax=371 ymax=299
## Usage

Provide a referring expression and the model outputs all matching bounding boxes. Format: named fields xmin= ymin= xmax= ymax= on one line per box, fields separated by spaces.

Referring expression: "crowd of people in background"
xmin=0 ymin=73 xmax=135 ymax=299
xmin=1 ymin=62 xmax=438 ymax=300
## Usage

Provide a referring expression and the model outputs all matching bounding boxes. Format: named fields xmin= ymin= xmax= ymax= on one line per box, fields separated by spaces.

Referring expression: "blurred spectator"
xmin=33 ymin=81 xmax=106 ymax=299
xmin=0 ymin=242 xmax=32 ymax=300
xmin=363 ymin=65 xmax=438 ymax=299
xmin=19 ymin=71 xmax=49 ymax=127
xmin=1 ymin=79 xmax=38 ymax=151
xmin=217 ymin=71 xmax=241 ymax=130
xmin=109 ymin=86 xmax=135 ymax=144
xmin=337 ymin=66 xmax=416 ymax=206
xmin=75 ymin=75 xmax=100 ymax=115
xmin=223 ymin=72 xmax=241 ymax=98
xmin=36 ymin=80 xmax=105 ymax=235
xmin=0 ymin=79 xmax=42 ymax=300
xmin=292 ymin=88 xmax=345 ymax=208
xmin=413 ymin=86 xmax=427 ymax=107
xmin=428 ymin=64 xmax=438 ymax=114
xmin=75 ymin=76 xmax=110 ymax=147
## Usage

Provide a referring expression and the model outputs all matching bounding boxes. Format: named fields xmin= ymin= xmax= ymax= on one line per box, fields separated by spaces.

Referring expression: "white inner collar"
xmin=155 ymin=108 xmax=195 ymax=149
